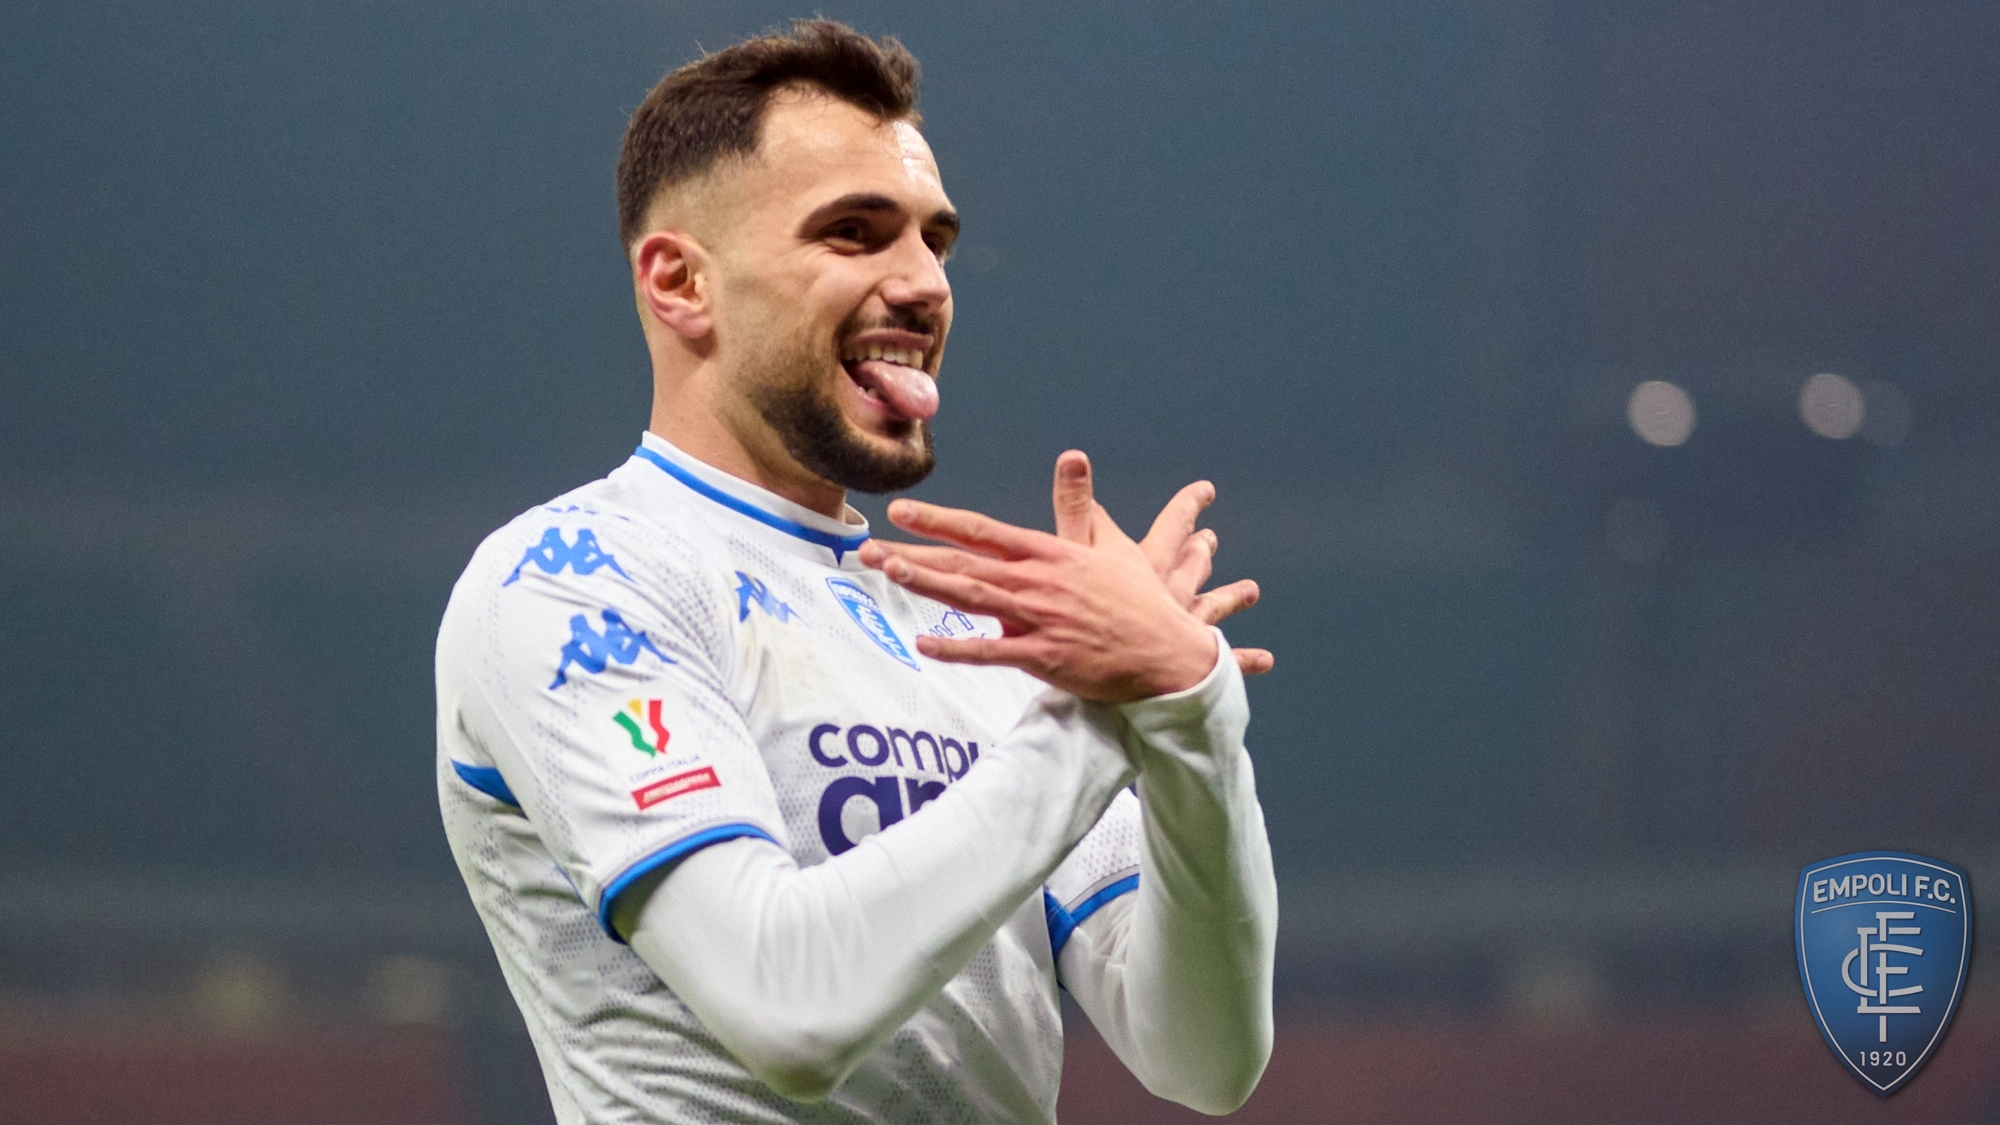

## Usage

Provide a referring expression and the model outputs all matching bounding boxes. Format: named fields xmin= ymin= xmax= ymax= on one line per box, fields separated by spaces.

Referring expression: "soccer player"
xmin=436 ymin=21 xmax=1277 ymax=1124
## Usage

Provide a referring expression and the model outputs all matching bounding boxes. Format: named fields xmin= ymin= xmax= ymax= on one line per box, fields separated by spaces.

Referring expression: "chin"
xmin=830 ymin=422 xmax=935 ymax=495
xmin=755 ymin=380 xmax=936 ymax=494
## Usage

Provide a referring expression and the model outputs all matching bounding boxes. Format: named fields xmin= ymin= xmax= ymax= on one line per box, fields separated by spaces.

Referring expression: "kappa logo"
xmin=632 ymin=766 xmax=720 ymax=810
xmin=549 ymin=608 xmax=672 ymax=689
xmin=505 ymin=527 xmax=630 ymax=586
xmin=1797 ymin=851 xmax=1972 ymax=1095
xmin=735 ymin=571 xmax=797 ymax=623
xmin=614 ymin=698 xmax=671 ymax=756
xmin=826 ymin=577 xmax=919 ymax=670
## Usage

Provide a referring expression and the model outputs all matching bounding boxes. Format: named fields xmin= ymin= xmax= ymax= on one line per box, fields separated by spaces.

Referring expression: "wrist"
xmin=1140 ymin=620 xmax=1221 ymax=700
xmin=1121 ymin=627 xmax=1250 ymax=776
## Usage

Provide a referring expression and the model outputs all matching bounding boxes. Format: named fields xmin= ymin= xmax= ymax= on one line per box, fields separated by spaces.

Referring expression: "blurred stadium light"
xmin=1628 ymin=380 xmax=1697 ymax=448
xmin=1800 ymin=373 xmax=1866 ymax=440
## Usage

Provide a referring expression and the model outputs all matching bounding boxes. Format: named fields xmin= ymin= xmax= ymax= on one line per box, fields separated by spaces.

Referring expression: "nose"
xmin=877 ymin=226 xmax=951 ymax=317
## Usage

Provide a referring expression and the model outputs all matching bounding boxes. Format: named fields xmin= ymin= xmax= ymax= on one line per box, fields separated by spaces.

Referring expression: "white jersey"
xmin=437 ymin=432 xmax=1142 ymax=1124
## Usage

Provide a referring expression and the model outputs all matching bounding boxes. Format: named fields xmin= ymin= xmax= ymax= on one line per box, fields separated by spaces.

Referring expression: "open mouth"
xmin=839 ymin=343 xmax=939 ymax=421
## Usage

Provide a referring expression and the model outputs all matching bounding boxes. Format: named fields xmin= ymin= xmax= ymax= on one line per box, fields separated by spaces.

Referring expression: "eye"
xmin=825 ymin=219 xmax=869 ymax=247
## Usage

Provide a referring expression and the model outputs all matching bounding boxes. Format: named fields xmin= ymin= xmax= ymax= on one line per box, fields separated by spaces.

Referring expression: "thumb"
xmin=1052 ymin=450 xmax=1095 ymax=544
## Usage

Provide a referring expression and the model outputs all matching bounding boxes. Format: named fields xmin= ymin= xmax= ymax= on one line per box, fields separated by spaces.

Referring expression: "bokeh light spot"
xmin=1800 ymin=372 xmax=1865 ymax=439
xmin=1627 ymin=380 xmax=1696 ymax=447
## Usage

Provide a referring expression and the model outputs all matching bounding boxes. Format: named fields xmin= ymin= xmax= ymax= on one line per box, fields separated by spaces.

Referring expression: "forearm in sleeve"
xmin=617 ymin=691 xmax=1134 ymax=1102
xmin=1059 ymin=633 xmax=1278 ymax=1114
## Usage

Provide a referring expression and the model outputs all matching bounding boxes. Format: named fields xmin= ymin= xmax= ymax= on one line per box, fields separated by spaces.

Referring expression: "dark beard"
xmin=750 ymin=362 xmax=936 ymax=494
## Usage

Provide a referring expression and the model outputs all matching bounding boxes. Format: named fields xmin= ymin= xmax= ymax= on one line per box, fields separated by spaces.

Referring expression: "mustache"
xmin=838 ymin=307 xmax=939 ymax=341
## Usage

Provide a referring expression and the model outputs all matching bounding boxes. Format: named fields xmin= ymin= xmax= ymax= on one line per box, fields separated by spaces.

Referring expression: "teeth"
xmin=843 ymin=345 xmax=923 ymax=367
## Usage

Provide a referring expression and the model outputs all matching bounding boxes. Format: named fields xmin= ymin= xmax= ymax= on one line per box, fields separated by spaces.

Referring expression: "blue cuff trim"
xmin=1045 ymin=873 xmax=1141 ymax=958
xmin=597 ymin=822 xmax=779 ymax=941
xmin=635 ymin=445 xmax=870 ymax=563
xmin=452 ymin=761 xmax=520 ymax=808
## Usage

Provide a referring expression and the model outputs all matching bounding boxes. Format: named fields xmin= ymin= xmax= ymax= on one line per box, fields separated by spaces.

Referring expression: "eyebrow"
xmin=802 ymin=192 xmax=960 ymax=239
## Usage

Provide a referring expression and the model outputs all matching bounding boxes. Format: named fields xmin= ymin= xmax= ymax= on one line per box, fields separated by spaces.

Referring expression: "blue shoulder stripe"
xmin=452 ymin=761 xmax=520 ymax=807
xmin=634 ymin=445 xmax=870 ymax=563
xmin=597 ymin=822 xmax=780 ymax=941
xmin=1045 ymin=873 xmax=1141 ymax=958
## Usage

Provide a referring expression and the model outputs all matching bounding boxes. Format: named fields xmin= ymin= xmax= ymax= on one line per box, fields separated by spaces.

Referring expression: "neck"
xmin=648 ymin=386 xmax=849 ymax=521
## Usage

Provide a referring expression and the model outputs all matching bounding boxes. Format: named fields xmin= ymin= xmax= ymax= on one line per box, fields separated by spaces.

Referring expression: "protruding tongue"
xmin=852 ymin=359 xmax=939 ymax=420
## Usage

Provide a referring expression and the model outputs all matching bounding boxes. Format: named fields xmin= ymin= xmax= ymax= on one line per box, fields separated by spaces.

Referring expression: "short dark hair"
xmin=616 ymin=19 xmax=922 ymax=246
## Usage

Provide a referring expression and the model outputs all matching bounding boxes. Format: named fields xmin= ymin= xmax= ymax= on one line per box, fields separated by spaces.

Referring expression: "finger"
xmin=1139 ymin=480 xmax=1215 ymax=573
xmin=1233 ymin=648 xmax=1276 ymax=676
xmin=913 ymin=632 xmax=1037 ymax=669
xmin=1190 ymin=578 xmax=1260 ymax=625
xmin=860 ymin=540 xmax=1022 ymax=587
xmin=1052 ymin=450 xmax=1095 ymax=544
xmin=888 ymin=499 xmax=1049 ymax=560
xmin=875 ymin=554 xmax=1027 ymax=621
xmin=1165 ymin=528 xmax=1217 ymax=603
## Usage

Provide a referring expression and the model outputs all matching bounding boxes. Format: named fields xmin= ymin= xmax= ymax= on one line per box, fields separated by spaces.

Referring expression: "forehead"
xmin=741 ymin=92 xmax=949 ymax=216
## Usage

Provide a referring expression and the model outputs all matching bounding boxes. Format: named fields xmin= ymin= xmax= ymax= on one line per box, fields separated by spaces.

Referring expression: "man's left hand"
xmin=857 ymin=451 xmax=1272 ymax=700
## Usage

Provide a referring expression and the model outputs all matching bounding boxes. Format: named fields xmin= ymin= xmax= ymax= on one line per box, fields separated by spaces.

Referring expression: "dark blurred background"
xmin=3 ymin=1 xmax=1997 ymax=1121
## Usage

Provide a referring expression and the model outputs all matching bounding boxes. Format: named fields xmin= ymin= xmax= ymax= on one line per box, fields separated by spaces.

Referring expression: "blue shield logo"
xmin=825 ymin=577 xmax=920 ymax=670
xmin=1796 ymin=851 xmax=1971 ymax=1095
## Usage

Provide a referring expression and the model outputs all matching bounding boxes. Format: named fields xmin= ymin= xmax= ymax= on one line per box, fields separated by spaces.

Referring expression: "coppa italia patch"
xmin=615 ymin=698 xmax=671 ymax=756
xmin=632 ymin=766 xmax=719 ymax=810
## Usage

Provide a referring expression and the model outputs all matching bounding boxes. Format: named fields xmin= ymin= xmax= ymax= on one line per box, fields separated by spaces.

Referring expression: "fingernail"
xmin=1060 ymin=459 xmax=1085 ymax=482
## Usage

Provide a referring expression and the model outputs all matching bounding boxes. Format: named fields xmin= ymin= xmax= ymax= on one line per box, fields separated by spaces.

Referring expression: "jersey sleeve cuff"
xmin=451 ymin=760 xmax=521 ymax=807
xmin=596 ymin=822 xmax=780 ymax=941
xmin=1043 ymin=873 xmax=1140 ymax=958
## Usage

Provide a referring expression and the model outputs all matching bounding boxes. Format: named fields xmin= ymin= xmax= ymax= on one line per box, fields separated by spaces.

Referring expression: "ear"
xmin=633 ymin=230 xmax=713 ymax=340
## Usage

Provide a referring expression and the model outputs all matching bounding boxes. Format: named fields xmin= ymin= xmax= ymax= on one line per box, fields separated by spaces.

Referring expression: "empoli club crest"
xmin=826 ymin=577 xmax=920 ymax=670
xmin=1796 ymin=851 xmax=1971 ymax=1095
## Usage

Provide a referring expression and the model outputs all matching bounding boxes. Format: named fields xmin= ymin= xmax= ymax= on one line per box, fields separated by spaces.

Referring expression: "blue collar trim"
xmin=634 ymin=444 xmax=870 ymax=563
